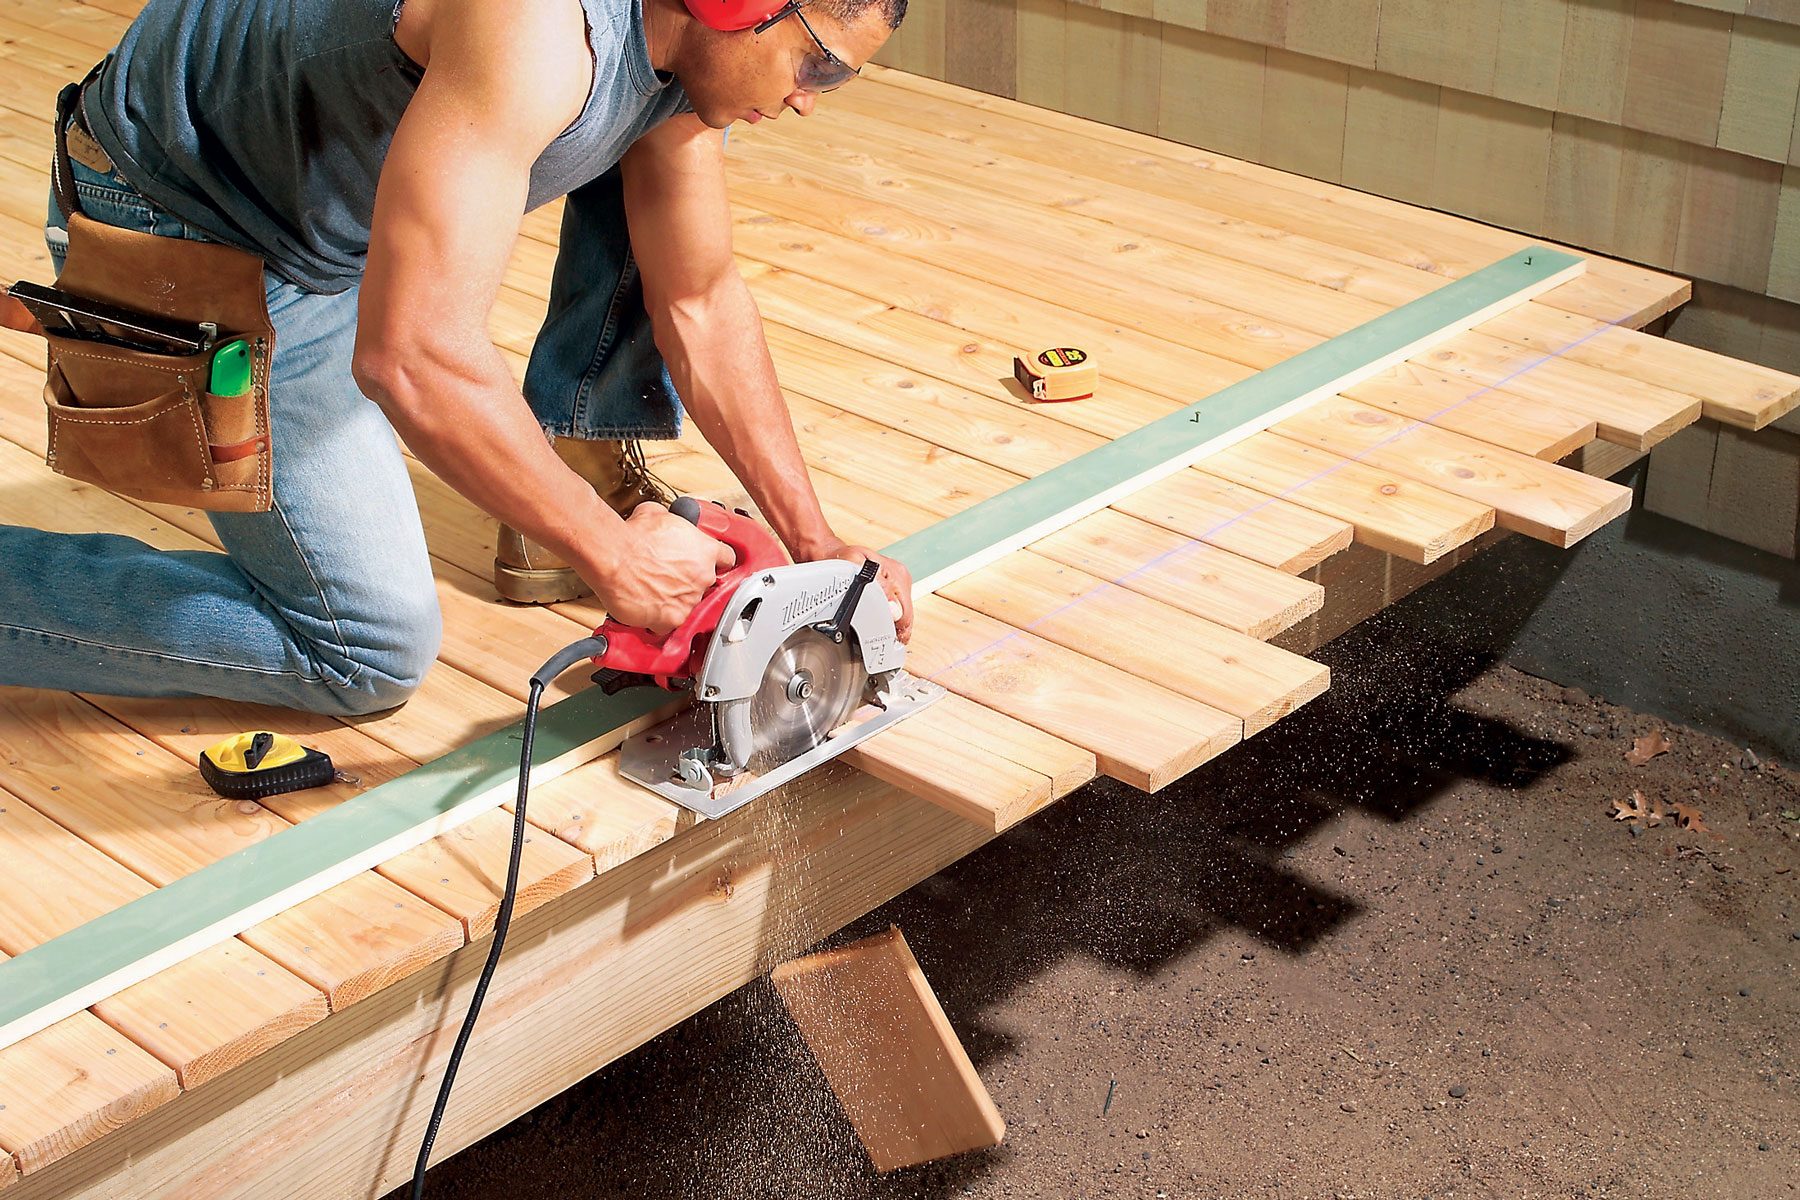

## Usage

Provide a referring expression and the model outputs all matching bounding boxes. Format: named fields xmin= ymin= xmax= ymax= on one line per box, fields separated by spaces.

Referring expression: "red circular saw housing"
xmin=591 ymin=501 xmax=790 ymax=686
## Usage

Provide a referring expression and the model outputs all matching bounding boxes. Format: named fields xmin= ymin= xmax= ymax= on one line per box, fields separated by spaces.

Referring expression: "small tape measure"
xmin=199 ymin=731 xmax=338 ymax=801
xmin=1013 ymin=345 xmax=1099 ymax=402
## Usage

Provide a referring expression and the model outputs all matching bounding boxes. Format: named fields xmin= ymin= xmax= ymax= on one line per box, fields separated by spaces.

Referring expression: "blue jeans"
xmin=1 ymin=150 xmax=672 ymax=715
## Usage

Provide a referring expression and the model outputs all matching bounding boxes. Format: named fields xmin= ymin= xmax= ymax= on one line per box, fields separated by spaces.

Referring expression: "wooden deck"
xmin=0 ymin=0 xmax=1796 ymax=1193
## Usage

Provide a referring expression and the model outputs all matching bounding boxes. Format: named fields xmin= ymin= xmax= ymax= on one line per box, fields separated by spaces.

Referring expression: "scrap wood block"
xmin=771 ymin=926 xmax=1004 ymax=1172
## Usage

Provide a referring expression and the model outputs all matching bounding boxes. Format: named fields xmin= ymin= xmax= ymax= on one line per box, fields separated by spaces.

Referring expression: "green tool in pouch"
xmin=199 ymin=731 xmax=338 ymax=801
xmin=209 ymin=338 xmax=254 ymax=396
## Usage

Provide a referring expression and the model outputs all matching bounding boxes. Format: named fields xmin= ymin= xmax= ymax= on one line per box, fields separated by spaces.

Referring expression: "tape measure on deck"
xmin=1013 ymin=345 xmax=1099 ymax=402
xmin=199 ymin=731 xmax=338 ymax=801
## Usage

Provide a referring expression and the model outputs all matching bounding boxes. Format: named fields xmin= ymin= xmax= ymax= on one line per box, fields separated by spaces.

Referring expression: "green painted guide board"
xmin=0 ymin=245 xmax=1582 ymax=1055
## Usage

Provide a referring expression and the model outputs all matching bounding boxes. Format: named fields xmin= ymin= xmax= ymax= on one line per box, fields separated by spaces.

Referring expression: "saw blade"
xmin=744 ymin=628 xmax=868 ymax=774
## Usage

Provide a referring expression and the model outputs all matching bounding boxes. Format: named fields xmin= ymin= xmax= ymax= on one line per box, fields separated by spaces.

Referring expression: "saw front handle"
xmin=589 ymin=496 xmax=789 ymax=687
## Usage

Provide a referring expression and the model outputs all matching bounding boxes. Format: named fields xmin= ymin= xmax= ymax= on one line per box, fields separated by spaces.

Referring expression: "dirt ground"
xmin=400 ymin=607 xmax=1798 ymax=1200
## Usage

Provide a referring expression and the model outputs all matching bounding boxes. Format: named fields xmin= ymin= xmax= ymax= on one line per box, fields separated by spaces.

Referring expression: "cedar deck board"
xmin=1269 ymin=398 xmax=1634 ymax=547
xmin=859 ymin=65 xmax=1687 ymax=330
xmin=761 ymin=97 xmax=1704 ymax=378
xmin=716 ymin=135 xmax=1704 ymax=457
xmin=851 ymin=67 xmax=1689 ymax=323
xmin=0 ymin=6 xmax=1717 ymax=1181
xmin=0 ymin=765 xmax=998 ymax=1198
xmin=0 ymin=948 xmax=180 ymax=1178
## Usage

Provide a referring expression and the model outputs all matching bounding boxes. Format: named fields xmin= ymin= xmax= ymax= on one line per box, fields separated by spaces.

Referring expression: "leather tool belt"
xmin=31 ymin=62 xmax=277 ymax=512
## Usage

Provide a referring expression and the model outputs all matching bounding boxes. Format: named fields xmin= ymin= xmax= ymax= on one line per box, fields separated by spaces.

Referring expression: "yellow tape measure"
xmin=199 ymin=731 xmax=338 ymax=801
xmin=1013 ymin=345 xmax=1099 ymax=402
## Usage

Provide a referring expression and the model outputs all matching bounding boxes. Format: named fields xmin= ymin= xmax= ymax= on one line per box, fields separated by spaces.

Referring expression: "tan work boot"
xmin=494 ymin=437 xmax=676 ymax=604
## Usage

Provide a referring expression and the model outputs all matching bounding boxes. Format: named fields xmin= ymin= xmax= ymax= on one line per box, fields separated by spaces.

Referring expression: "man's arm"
xmin=619 ymin=115 xmax=914 ymax=640
xmin=351 ymin=0 xmax=730 ymax=634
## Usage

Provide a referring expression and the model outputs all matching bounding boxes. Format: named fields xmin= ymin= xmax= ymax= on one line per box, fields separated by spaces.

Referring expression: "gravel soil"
xmin=401 ymin=610 xmax=1798 ymax=1200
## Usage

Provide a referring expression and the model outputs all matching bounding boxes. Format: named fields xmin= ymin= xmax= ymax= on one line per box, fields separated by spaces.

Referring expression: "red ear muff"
xmin=682 ymin=0 xmax=800 ymax=32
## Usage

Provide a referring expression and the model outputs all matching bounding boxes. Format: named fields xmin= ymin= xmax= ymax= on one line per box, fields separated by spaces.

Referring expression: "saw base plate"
xmin=619 ymin=672 xmax=945 ymax=820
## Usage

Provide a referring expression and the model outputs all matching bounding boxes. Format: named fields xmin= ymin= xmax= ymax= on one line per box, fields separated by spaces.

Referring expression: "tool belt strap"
xmin=51 ymin=60 xmax=106 ymax=222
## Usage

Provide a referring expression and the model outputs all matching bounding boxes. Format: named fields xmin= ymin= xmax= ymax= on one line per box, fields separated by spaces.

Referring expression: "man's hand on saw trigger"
xmin=814 ymin=541 xmax=914 ymax=644
xmin=592 ymin=503 xmax=737 ymax=636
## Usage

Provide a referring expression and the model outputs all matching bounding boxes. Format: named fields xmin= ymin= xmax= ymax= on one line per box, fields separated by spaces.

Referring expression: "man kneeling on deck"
xmin=0 ymin=0 xmax=914 ymax=715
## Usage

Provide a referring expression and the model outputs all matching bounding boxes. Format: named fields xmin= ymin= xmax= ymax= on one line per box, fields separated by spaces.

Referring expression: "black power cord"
xmin=410 ymin=634 xmax=610 ymax=1199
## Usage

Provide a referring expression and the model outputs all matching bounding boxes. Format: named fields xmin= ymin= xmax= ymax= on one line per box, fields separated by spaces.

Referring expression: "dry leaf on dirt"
xmin=1610 ymin=790 xmax=1664 ymax=826
xmin=1625 ymin=729 xmax=1674 ymax=767
xmin=1671 ymin=803 xmax=1713 ymax=835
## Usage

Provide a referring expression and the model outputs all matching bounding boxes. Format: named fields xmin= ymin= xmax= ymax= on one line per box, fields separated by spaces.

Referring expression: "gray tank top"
xmin=83 ymin=0 xmax=691 ymax=294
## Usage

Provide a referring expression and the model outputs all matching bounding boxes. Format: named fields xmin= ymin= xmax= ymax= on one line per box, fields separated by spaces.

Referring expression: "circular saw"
xmin=590 ymin=497 xmax=942 ymax=821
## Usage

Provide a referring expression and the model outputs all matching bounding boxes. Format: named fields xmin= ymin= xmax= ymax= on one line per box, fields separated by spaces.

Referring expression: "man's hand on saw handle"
xmin=580 ymin=503 xmax=737 ymax=636
xmin=584 ymin=513 xmax=913 ymax=645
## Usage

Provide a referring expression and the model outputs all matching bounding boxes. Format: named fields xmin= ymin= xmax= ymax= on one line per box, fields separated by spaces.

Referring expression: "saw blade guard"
xmin=698 ymin=558 xmax=907 ymax=701
xmin=700 ymin=558 xmax=904 ymax=774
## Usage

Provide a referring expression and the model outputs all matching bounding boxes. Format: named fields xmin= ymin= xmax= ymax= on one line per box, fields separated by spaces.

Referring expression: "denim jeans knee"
xmin=310 ymin=593 xmax=444 ymax=716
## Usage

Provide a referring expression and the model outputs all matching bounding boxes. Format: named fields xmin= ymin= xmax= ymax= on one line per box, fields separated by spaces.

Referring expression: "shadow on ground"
xmin=400 ymin=600 xmax=1586 ymax=1200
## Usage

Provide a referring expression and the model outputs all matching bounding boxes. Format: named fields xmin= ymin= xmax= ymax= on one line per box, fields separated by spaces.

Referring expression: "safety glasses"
xmin=753 ymin=0 xmax=861 ymax=93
